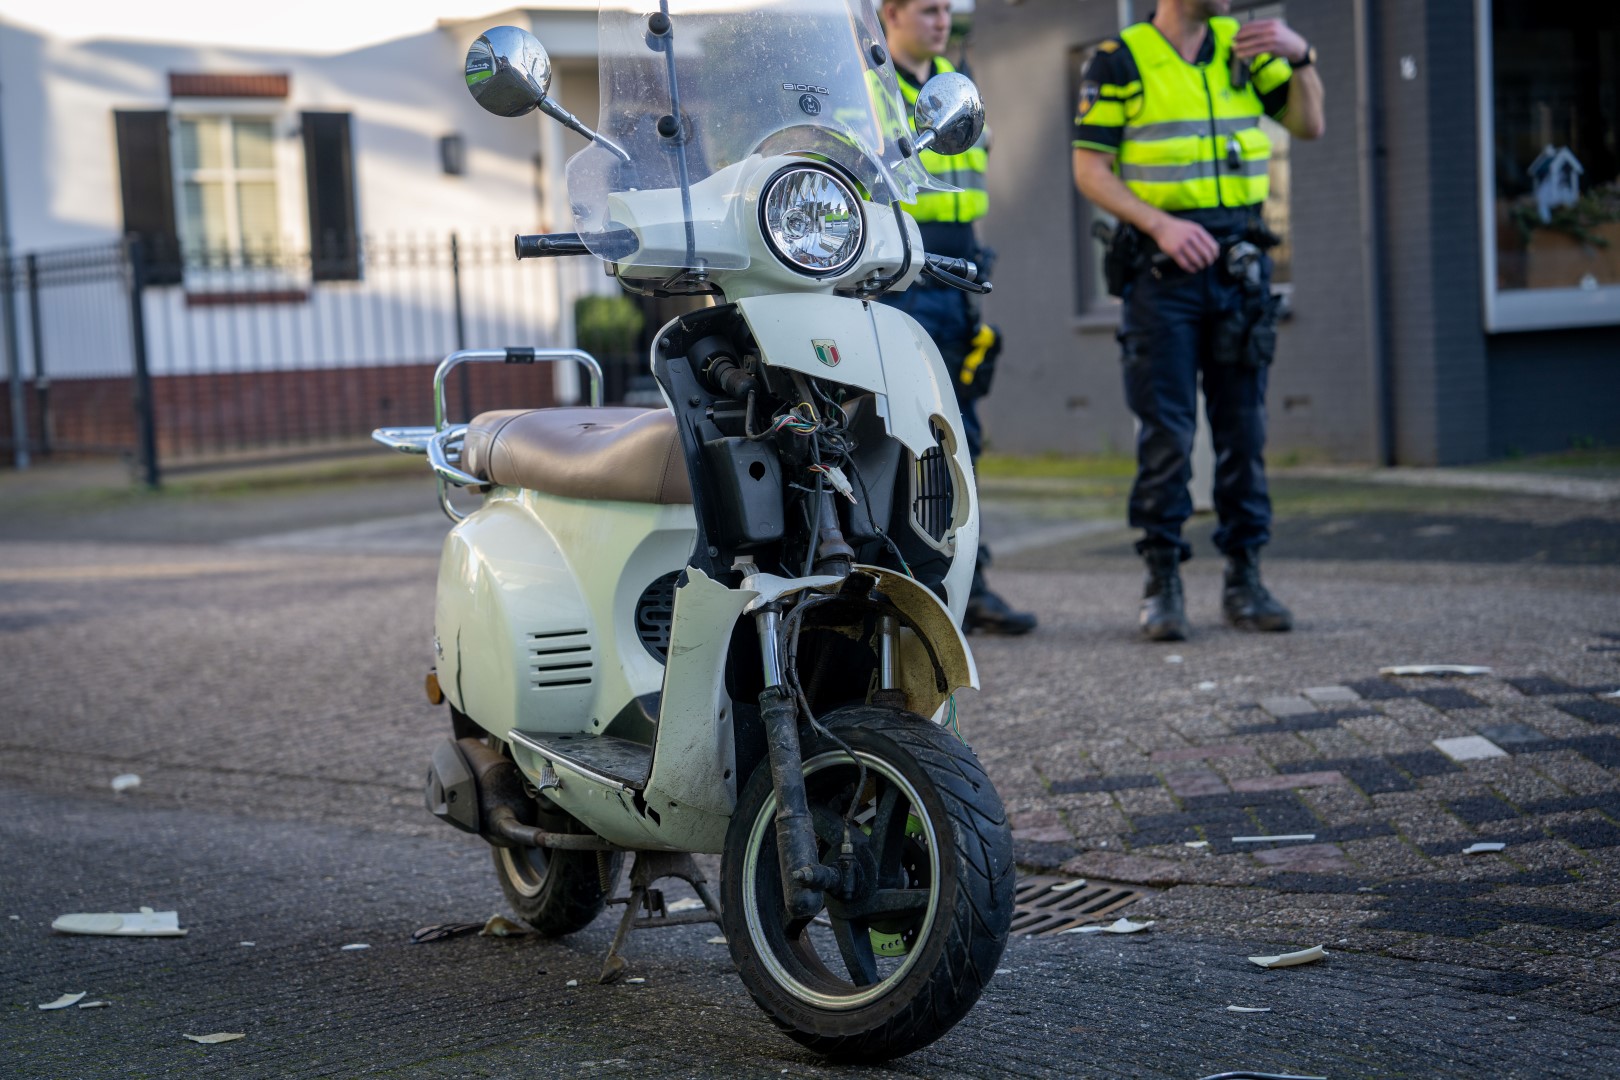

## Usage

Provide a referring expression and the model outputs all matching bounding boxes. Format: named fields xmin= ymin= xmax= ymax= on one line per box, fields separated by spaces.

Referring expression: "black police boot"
xmin=965 ymin=550 xmax=1037 ymax=636
xmin=1222 ymin=548 xmax=1293 ymax=632
xmin=1139 ymin=547 xmax=1189 ymax=642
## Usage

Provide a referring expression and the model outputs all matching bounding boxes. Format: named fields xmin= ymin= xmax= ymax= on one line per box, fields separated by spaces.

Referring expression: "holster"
xmin=1212 ymin=243 xmax=1279 ymax=368
xmin=1093 ymin=220 xmax=1142 ymax=298
xmin=959 ymin=323 xmax=1002 ymax=400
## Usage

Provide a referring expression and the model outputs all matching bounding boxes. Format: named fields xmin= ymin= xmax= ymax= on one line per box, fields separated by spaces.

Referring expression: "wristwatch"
xmin=1292 ymin=44 xmax=1316 ymax=69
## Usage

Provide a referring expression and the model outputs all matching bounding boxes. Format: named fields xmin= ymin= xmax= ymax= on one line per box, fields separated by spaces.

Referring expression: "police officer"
xmin=1072 ymin=0 xmax=1324 ymax=642
xmin=880 ymin=0 xmax=1036 ymax=636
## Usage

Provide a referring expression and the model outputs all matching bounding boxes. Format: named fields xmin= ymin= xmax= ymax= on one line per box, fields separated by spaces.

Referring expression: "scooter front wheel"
xmin=720 ymin=705 xmax=1014 ymax=1060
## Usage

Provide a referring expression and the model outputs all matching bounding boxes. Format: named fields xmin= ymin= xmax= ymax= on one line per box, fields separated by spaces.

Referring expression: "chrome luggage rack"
xmin=372 ymin=347 xmax=604 ymax=522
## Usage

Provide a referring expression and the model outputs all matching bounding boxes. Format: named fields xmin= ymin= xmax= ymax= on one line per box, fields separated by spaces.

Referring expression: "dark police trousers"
xmin=1119 ymin=214 xmax=1274 ymax=562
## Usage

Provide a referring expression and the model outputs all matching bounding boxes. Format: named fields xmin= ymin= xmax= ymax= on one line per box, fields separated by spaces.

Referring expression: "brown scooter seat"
xmin=460 ymin=407 xmax=692 ymax=505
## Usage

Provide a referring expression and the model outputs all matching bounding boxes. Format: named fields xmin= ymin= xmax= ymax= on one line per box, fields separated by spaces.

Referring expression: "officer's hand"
xmin=1151 ymin=217 xmax=1220 ymax=274
xmin=1233 ymin=19 xmax=1309 ymax=64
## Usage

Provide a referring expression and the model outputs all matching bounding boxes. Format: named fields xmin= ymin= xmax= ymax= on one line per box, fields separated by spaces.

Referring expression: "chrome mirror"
xmin=911 ymin=72 xmax=985 ymax=157
xmin=465 ymin=26 xmax=552 ymax=118
xmin=464 ymin=26 xmax=631 ymax=163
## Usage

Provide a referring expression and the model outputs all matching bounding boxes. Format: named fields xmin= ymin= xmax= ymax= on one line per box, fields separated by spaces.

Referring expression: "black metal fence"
xmin=0 ymin=233 xmax=629 ymax=485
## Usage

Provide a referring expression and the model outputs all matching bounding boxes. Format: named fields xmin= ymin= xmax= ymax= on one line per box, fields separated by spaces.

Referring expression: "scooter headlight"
xmin=760 ymin=167 xmax=864 ymax=276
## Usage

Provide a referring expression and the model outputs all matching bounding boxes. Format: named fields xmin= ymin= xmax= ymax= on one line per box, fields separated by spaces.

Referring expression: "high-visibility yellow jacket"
xmin=1073 ymin=18 xmax=1293 ymax=211
xmin=897 ymin=56 xmax=989 ymax=224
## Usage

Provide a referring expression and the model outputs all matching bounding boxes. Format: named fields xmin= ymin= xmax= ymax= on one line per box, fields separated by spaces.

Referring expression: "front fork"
xmin=753 ymin=603 xmax=902 ymax=919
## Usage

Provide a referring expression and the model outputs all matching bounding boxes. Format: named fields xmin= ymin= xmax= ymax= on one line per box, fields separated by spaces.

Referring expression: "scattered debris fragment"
xmin=51 ymin=908 xmax=186 ymax=937
xmin=38 ymin=993 xmax=87 ymax=1010
xmin=664 ymin=898 xmax=707 ymax=913
xmin=1166 ymin=655 xmax=1184 ymax=664
xmin=1433 ymin=735 xmax=1508 ymax=762
xmin=625 ymin=977 xmax=646 ymax=985
xmin=110 ymin=774 xmax=140 ymax=793
xmin=411 ymin=923 xmax=480 ymax=944
xmin=565 ymin=979 xmax=579 ymax=987
xmin=1197 ymin=681 xmax=1218 ymax=691
xmin=183 ymin=1033 xmax=244 ymax=1044
xmin=1064 ymin=918 xmax=1155 ymax=935
xmin=1232 ymin=834 xmax=1316 ymax=844
xmin=995 ymin=968 xmax=1013 ymax=975
xmin=1226 ymin=1005 xmax=1272 ymax=1013
xmin=1380 ymin=664 xmax=1492 ymax=677
xmin=1462 ymin=842 xmax=1507 ymax=854
xmin=1248 ymin=945 xmax=1327 ymax=969
xmin=479 ymin=914 xmax=528 ymax=937
xmin=1604 ymin=690 xmax=1620 ymax=699
xmin=79 ymin=1001 xmax=110 ymax=1009
xmin=1185 ymin=840 xmax=1210 ymax=849
xmin=340 ymin=943 xmax=370 ymax=951
xmin=1050 ymin=878 xmax=1089 ymax=893
xmin=706 ymin=935 xmax=727 ymax=945
xmin=239 ymin=941 xmax=256 ymax=947
xmin=8 ymin=914 xmax=19 ymax=920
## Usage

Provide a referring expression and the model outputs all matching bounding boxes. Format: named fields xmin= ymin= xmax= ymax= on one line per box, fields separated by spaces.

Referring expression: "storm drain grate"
xmin=1011 ymin=875 xmax=1148 ymax=937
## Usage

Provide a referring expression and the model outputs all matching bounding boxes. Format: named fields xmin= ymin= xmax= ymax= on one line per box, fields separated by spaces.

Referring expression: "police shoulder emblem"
xmin=1076 ymin=81 xmax=1101 ymax=119
xmin=812 ymin=339 xmax=841 ymax=367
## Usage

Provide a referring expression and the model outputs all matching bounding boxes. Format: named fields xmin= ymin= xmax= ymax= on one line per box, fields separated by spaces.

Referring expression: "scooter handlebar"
xmin=921 ymin=253 xmax=992 ymax=295
xmin=514 ymin=233 xmax=590 ymax=259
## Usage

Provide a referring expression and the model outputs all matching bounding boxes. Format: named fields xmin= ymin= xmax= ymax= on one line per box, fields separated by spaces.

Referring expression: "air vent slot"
xmin=634 ymin=571 xmax=681 ymax=662
xmin=910 ymin=423 xmax=954 ymax=544
xmin=529 ymin=628 xmax=593 ymax=689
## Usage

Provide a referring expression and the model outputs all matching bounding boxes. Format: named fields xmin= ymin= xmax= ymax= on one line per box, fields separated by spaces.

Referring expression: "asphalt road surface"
xmin=3 ymin=470 xmax=1618 ymax=1077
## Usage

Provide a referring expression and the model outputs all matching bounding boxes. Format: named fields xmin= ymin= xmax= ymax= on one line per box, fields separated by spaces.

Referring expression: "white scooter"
xmin=375 ymin=1 xmax=1012 ymax=1059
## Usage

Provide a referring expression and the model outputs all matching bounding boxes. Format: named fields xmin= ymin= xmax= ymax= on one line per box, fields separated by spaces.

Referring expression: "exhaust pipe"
xmin=424 ymin=737 xmax=616 ymax=851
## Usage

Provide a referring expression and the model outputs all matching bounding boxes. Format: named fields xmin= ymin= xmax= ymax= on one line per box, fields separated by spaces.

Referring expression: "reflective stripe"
xmin=1123 ymin=117 xmax=1257 ymax=142
xmin=1120 ymin=158 xmax=1269 ymax=182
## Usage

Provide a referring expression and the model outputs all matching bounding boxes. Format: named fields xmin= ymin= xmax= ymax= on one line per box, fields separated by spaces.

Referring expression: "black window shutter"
xmin=302 ymin=112 xmax=360 ymax=281
xmin=113 ymin=111 xmax=183 ymax=285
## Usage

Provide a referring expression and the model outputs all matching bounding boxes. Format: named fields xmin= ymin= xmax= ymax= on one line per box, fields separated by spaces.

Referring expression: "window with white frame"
xmin=175 ymin=115 xmax=282 ymax=266
xmin=1479 ymin=0 xmax=1620 ymax=330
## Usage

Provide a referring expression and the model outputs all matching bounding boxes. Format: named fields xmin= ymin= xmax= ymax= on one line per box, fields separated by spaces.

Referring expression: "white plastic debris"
xmin=995 ymin=968 xmax=1013 ymax=975
xmin=479 ymin=915 xmax=527 ymax=937
xmin=565 ymin=979 xmax=579 ymax=987
xmin=1166 ymin=655 xmax=1184 ymax=664
xmin=239 ymin=941 xmax=256 ymax=947
xmin=340 ymin=943 xmax=370 ymax=951
xmin=1050 ymin=878 xmax=1089 ymax=893
xmin=110 ymin=774 xmax=141 ymax=793
xmin=1232 ymin=834 xmax=1316 ymax=843
xmin=1248 ymin=944 xmax=1327 ymax=969
xmin=625 ymin=977 xmax=646 ymax=985
xmin=1462 ymin=842 xmax=1506 ymax=854
xmin=183 ymin=1033 xmax=244 ymax=1044
xmin=1065 ymin=917 xmax=1155 ymax=935
xmin=51 ymin=908 xmax=186 ymax=937
xmin=79 ymin=1001 xmax=110 ymax=1009
xmin=665 ymin=897 xmax=707 ymax=913
xmin=8 ymin=914 xmax=19 ymax=920
xmin=1226 ymin=1005 xmax=1272 ymax=1013
xmin=706 ymin=935 xmax=727 ymax=945
xmin=38 ymin=992 xmax=87 ymax=1010
xmin=1197 ymin=681 xmax=1218 ymax=691
xmin=1604 ymin=690 xmax=1620 ymax=699
xmin=1185 ymin=840 xmax=1210 ymax=849
xmin=1379 ymin=664 xmax=1492 ymax=676
xmin=1433 ymin=735 xmax=1508 ymax=762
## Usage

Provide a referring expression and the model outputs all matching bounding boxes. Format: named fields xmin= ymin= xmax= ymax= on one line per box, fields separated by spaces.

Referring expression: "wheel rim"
xmin=741 ymin=748 xmax=942 ymax=1011
xmin=497 ymin=844 xmax=550 ymax=899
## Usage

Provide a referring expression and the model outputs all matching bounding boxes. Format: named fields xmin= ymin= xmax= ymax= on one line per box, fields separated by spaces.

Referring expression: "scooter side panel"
xmin=643 ymin=567 xmax=759 ymax=831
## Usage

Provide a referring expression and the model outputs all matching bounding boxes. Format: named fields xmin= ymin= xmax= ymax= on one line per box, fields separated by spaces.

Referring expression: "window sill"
xmin=1072 ymin=307 xmax=1121 ymax=334
xmin=184 ymin=289 xmax=310 ymax=307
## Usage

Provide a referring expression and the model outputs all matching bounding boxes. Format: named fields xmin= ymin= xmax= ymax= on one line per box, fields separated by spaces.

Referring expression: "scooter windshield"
xmin=567 ymin=0 xmax=944 ymax=270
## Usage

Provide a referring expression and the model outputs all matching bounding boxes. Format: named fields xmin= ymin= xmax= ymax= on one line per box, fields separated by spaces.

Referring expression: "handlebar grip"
xmin=514 ymin=233 xmax=589 ymax=259
xmin=925 ymin=254 xmax=980 ymax=281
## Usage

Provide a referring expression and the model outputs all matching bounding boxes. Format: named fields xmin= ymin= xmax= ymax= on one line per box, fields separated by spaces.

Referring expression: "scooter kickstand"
xmin=599 ymin=851 xmax=724 ymax=984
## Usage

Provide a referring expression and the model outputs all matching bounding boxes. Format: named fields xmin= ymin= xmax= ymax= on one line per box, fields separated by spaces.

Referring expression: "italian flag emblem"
xmin=812 ymin=339 xmax=841 ymax=367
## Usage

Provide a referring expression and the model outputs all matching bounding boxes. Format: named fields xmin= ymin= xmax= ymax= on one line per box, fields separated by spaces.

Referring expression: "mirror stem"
xmin=537 ymin=97 xmax=632 ymax=164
